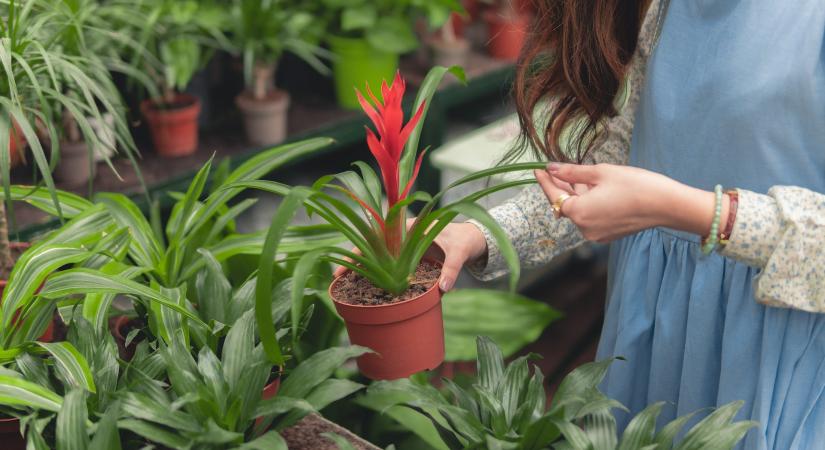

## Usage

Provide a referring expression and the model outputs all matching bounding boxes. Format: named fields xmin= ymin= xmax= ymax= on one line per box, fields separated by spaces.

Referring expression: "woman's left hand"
xmin=535 ymin=163 xmax=725 ymax=243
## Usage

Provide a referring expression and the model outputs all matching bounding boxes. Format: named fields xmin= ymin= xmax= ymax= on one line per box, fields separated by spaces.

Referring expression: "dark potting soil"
xmin=281 ymin=414 xmax=379 ymax=450
xmin=332 ymin=261 xmax=441 ymax=306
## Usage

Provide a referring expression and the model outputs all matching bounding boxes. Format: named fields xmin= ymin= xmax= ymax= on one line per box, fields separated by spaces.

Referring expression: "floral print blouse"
xmin=469 ymin=0 xmax=825 ymax=313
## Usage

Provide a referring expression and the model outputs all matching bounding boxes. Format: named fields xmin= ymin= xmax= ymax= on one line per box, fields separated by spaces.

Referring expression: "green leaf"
xmin=279 ymin=346 xmax=370 ymax=399
xmin=365 ymin=16 xmax=418 ymax=54
xmin=399 ymin=65 xmax=466 ymax=189
xmin=1 ymin=185 xmax=92 ymax=217
xmin=57 ymin=389 xmax=89 ymax=450
xmin=256 ymin=186 xmax=315 ymax=365
xmin=341 ymin=6 xmax=376 ymax=31
xmin=0 ymin=374 xmax=63 ymax=412
xmin=618 ymin=402 xmax=664 ymax=450
xmin=521 ymin=412 xmax=561 ymax=450
xmin=476 ymin=336 xmax=505 ymax=392
xmin=322 ymin=432 xmax=358 ymax=450
xmin=40 ymin=268 xmax=206 ymax=327
xmin=653 ymin=412 xmax=696 ymax=450
xmin=117 ymin=419 xmax=191 ymax=449
xmin=174 ymin=155 xmax=212 ymax=241
xmin=222 ymin=310 xmax=256 ymax=397
xmin=442 ymin=289 xmax=560 ymax=361
xmin=195 ymin=248 xmax=231 ymax=325
xmin=236 ymin=430 xmax=287 ymax=450
xmin=280 ymin=379 xmax=364 ymax=428
xmin=551 ymin=359 xmax=616 ymax=415
xmin=675 ymin=401 xmax=754 ymax=450
xmin=120 ymin=391 xmax=201 ymax=434
xmin=584 ymin=410 xmax=618 ymax=450
xmin=89 ymin=402 xmax=121 ymax=450
xmin=96 ymin=193 xmax=163 ymax=269
xmin=37 ymin=342 xmax=97 ymax=393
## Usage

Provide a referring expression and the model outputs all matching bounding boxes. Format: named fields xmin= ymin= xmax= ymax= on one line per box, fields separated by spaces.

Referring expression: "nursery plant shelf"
xmin=13 ymin=55 xmax=515 ymax=241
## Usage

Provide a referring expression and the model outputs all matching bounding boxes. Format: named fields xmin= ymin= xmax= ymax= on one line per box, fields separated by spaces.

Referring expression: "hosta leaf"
xmin=56 ymin=389 xmax=89 ymax=450
xmin=37 ymin=342 xmax=96 ymax=393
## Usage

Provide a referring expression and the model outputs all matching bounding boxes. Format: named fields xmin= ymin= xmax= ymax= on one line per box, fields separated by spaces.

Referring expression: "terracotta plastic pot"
xmin=0 ymin=242 xmax=53 ymax=342
xmin=235 ymin=89 xmax=290 ymax=146
xmin=0 ymin=416 xmax=25 ymax=450
xmin=55 ymin=140 xmax=92 ymax=187
xmin=140 ymin=94 xmax=201 ymax=158
xmin=330 ymin=261 xmax=445 ymax=380
xmin=484 ymin=11 xmax=529 ymax=61
xmin=8 ymin=121 xmax=26 ymax=168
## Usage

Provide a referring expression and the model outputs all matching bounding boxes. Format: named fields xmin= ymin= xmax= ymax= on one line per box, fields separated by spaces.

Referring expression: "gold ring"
xmin=551 ymin=193 xmax=572 ymax=219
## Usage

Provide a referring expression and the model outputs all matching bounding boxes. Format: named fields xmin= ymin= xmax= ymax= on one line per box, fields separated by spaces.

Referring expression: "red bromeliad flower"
xmin=354 ymin=72 xmax=426 ymax=256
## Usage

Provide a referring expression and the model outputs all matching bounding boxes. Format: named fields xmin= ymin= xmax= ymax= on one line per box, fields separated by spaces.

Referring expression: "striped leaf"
xmin=56 ymin=389 xmax=89 ymax=450
xmin=0 ymin=374 xmax=63 ymax=412
xmin=37 ymin=342 xmax=97 ymax=393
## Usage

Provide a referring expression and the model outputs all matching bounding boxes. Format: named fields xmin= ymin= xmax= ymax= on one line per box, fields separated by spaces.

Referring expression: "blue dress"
xmin=595 ymin=1 xmax=825 ymax=449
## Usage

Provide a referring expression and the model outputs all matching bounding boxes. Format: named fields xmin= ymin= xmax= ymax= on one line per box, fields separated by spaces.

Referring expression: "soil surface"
xmin=0 ymin=245 xmax=27 ymax=281
xmin=281 ymin=413 xmax=379 ymax=450
xmin=332 ymin=261 xmax=441 ymax=306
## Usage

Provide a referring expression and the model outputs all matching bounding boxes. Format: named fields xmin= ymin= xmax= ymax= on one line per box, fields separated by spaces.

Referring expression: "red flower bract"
xmin=356 ymin=71 xmax=426 ymax=210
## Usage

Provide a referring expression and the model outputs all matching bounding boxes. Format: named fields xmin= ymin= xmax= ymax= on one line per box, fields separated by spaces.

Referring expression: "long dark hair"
xmin=512 ymin=0 xmax=650 ymax=163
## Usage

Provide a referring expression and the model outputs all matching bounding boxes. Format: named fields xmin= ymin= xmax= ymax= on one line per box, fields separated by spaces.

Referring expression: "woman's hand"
xmin=535 ymin=163 xmax=728 ymax=243
xmin=332 ymin=220 xmax=488 ymax=292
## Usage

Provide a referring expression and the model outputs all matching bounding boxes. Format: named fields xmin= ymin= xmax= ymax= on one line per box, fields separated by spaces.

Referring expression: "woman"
xmin=433 ymin=1 xmax=825 ymax=448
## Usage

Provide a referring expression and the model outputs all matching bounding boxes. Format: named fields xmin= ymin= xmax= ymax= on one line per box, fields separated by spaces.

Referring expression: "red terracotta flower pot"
xmin=0 ymin=416 xmax=25 ymax=450
xmin=330 ymin=261 xmax=445 ymax=380
xmin=140 ymin=94 xmax=201 ymax=158
xmin=0 ymin=242 xmax=53 ymax=342
xmin=484 ymin=11 xmax=530 ymax=61
xmin=112 ymin=315 xmax=141 ymax=361
xmin=7 ymin=121 xmax=25 ymax=168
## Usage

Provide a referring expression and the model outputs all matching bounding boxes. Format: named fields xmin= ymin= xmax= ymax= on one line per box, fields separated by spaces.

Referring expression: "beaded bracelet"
xmin=701 ymin=184 xmax=723 ymax=254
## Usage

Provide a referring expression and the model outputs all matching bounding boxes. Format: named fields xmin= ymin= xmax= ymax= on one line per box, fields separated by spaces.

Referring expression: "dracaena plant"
xmin=367 ymin=336 xmax=757 ymax=450
xmin=237 ymin=66 xmax=546 ymax=366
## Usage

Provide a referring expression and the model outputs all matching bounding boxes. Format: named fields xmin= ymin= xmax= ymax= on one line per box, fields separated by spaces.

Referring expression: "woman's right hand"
xmin=332 ymin=221 xmax=488 ymax=293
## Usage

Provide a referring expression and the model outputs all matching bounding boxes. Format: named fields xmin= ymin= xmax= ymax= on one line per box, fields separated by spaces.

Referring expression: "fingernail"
xmin=548 ymin=163 xmax=561 ymax=173
xmin=439 ymin=277 xmax=454 ymax=292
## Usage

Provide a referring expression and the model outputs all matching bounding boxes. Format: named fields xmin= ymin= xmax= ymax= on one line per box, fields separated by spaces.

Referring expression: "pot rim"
xmin=140 ymin=93 xmax=201 ymax=115
xmin=329 ymin=257 xmax=442 ymax=310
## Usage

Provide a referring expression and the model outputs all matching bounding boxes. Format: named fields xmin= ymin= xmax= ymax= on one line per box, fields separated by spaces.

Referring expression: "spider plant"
xmin=0 ymin=0 xmax=141 ymax=273
xmin=228 ymin=0 xmax=329 ymax=100
xmin=232 ymin=66 xmax=545 ymax=364
xmin=367 ymin=336 xmax=757 ymax=450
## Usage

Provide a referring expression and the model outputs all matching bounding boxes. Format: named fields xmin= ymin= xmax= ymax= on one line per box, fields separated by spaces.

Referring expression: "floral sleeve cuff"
xmin=721 ymin=187 xmax=825 ymax=312
xmin=464 ymin=185 xmax=585 ymax=281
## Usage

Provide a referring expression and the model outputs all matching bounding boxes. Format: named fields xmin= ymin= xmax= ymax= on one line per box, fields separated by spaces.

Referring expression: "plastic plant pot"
xmin=236 ymin=89 xmax=291 ymax=146
xmin=330 ymin=259 xmax=445 ymax=380
xmin=328 ymin=36 xmax=399 ymax=110
xmin=140 ymin=93 xmax=201 ymax=157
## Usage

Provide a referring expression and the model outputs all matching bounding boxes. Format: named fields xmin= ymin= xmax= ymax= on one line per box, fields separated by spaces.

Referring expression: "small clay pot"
xmin=330 ymin=259 xmax=445 ymax=380
xmin=7 ymin=121 xmax=25 ymax=168
xmin=430 ymin=37 xmax=471 ymax=69
xmin=55 ymin=140 xmax=92 ymax=187
xmin=483 ymin=11 xmax=530 ymax=61
xmin=140 ymin=94 xmax=201 ymax=158
xmin=112 ymin=315 xmax=144 ymax=361
xmin=0 ymin=416 xmax=25 ymax=450
xmin=235 ymin=89 xmax=290 ymax=146
xmin=0 ymin=243 xmax=54 ymax=342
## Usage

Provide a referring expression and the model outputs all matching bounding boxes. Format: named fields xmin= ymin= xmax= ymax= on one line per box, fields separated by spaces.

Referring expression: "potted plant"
xmin=124 ymin=0 xmax=228 ymax=157
xmin=429 ymin=12 xmax=471 ymax=68
xmin=31 ymin=0 xmax=151 ymax=187
xmin=367 ymin=336 xmax=757 ymax=449
xmin=237 ymin=66 xmax=545 ymax=380
xmin=482 ymin=0 xmax=531 ymax=61
xmin=228 ymin=0 xmax=329 ymax=146
xmin=318 ymin=0 xmax=463 ymax=109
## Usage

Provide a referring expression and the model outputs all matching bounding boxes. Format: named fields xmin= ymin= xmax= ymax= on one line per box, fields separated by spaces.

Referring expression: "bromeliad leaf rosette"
xmin=248 ymin=66 xmax=547 ymax=380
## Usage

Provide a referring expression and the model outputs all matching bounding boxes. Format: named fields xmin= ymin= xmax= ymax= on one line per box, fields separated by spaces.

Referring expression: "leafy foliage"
xmin=367 ymin=336 xmax=757 ymax=450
